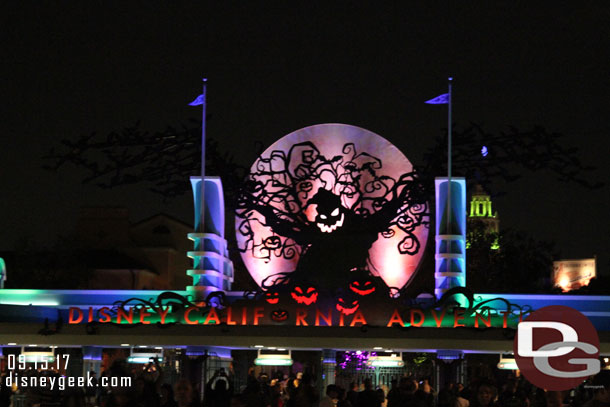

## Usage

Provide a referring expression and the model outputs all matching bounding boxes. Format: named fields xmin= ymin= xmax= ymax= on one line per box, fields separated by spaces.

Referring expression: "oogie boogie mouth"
xmin=316 ymin=209 xmax=344 ymax=233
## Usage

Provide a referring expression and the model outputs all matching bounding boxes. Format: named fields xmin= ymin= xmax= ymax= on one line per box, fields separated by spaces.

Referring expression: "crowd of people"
xmin=433 ymin=372 xmax=610 ymax=407
xmin=1 ymin=362 xmax=609 ymax=407
xmin=220 ymin=370 xmax=610 ymax=407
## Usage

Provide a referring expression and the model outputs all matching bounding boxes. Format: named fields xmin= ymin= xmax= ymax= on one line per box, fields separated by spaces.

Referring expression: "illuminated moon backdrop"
xmin=236 ymin=124 xmax=429 ymax=297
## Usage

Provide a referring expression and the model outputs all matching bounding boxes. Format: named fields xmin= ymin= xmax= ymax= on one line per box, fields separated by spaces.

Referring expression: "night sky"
xmin=2 ymin=3 xmax=609 ymax=274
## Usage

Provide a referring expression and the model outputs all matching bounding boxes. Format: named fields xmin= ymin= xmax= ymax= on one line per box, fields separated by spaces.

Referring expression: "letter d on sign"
xmin=518 ymin=321 xmax=577 ymax=358
xmin=69 ymin=307 xmax=83 ymax=324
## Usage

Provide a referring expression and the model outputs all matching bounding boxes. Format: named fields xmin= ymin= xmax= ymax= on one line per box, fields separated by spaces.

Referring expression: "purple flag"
xmin=425 ymin=93 xmax=450 ymax=104
xmin=189 ymin=94 xmax=205 ymax=106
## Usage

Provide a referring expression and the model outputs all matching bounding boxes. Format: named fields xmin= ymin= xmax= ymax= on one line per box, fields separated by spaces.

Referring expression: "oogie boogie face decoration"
xmin=309 ymin=190 xmax=345 ymax=233
xmin=236 ymin=124 xmax=429 ymax=295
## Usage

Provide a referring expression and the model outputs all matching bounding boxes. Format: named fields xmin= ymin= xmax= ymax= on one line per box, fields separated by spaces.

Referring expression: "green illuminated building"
xmin=467 ymin=184 xmax=499 ymax=250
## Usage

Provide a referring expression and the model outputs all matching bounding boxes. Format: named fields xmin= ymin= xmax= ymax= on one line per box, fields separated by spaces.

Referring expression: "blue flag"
xmin=189 ymin=94 xmax=205 ymax=106
xmin=425 ymin=93 xmax=450 ymax=104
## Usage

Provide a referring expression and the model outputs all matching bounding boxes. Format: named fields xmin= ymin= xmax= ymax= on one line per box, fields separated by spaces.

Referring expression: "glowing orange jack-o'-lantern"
xmin=291 ymin=286 xmax=318 ymax=305
xmin=336 ymin=297 xmax=360 ymax=315
xmin=349 ymin=277 xmax=376 ymax=296
xmin=270 ymin=309 xmax=289 ymax=322
xmin=264 ymin=291 xmax=280 ymax=304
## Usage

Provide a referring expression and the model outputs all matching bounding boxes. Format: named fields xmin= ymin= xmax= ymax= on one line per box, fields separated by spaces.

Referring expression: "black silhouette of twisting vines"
xmin=235 ymin=141 xmax=429 ymax=290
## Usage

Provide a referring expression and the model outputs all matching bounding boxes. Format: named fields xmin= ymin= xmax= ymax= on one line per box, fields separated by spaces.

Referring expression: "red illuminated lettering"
xmin=453 ymin=308 xmax=465 ymax=327
xmin=139 ymin=306 xmax=151 ymax=324
xmin=430 ymin=309 xmax=446 ymax=327
xmin=205 ymin=308 xmax=220 ymax=325
xmin=296 ymin=308 xmax=308 ymax=326
xmin=475 ymin=311 xmax=491 ymax=328
xmin=315 ymin=308 xmax=332 ymax=326
xmin=349 ymin=310 xmax=367 ymax=327
xmin=253 ymin=307 xmax=265 ymax=326
xmin=69 ymin=307 xmax=83 ymax=324
xmin=410 ymin=309 xmax=425 ymax=327
xmin=226 ymin=307 xmax=237 ymax=325
xmin=156 ymin=306 xmax=169 ymax=324
xmin=184 ymin=307 xmax=199 ymax=325
xmin=117 ymin=308 xmax=134 ymax=324
xmin=386 ymin=309 xmax=405 ymax=327
xmin=98 ymin=307 xmax=111 ymax=323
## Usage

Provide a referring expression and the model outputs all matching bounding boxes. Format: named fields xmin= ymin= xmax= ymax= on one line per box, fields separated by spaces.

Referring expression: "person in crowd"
xmin=230 ymin=394 xmax=248 ymax=407
xmin=456 ymin=392 xmax=470 ymax=407
xmin=175 ymin=378 xmax=200 ymax=407
xmin=241 ymin=375 xmax=268 ymax=407
xmin=414 ymin=378 xmax=434 ymax=407
xmin=134 ymin=375 xmax=161 ymax=407
xmin=206 ymin=369 xmax=233 ymax=407
xmin=498 ymin=378 xmax=529 ymax=407
xmin=337 ymin=386 xmax=352 ymax=407
xmin=269 ymin=379 xmax=284 ymax=407
xmin=346 ymin=383 xmax=358 ymax=407
xmin=583 ymin=370 xmax=610 ymax=407
xmin=319 ymin=384 xmax=339 ymax=407
xmin=84 ymin=370 xmax=98 ymax=406
xmin=356 ymin=379 xmax=380 ymax=407
xmin=544 ymin=391 xmax=568 ymax=407
xmin=292 ymin=373 xmax=318 ymax=407
xmin=460 ymin=380 xmax=478 ymax=403
xmin=106 ymin=389 xmax=135 ymax=407
xmin=160 ymin=383 xmax=179 ymax=407
xmin=385 ymin=380 xmax=398 ymax=407
xmin=0 ymin=370 xmax=11 ymax=407
xmin=387 ymin=377 xmax=422 ymax=407
xmin=211 ymin=378 xmax=232 ymax=407
xmin=61 ymin=388 xmax=86 ymax=407
xmin=470 ymin=382 xmax=498 ymax=407
xmin=437 ymin=388 xmax=459 ymax=407
xmin=286 ymin=374 xmax=299 ymax=407
xmin=376 ymin=388 xmax=386 ymax=407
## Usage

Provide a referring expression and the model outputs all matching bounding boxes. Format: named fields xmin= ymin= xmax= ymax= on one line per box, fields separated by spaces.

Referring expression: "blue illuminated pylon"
xmin=434 ymin=177 xmax=466 ymax=301
xmin=186 ymin=177 xmax=234 ymax=300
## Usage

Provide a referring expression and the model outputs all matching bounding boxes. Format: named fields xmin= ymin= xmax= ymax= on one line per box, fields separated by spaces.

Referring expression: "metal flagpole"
xmin=446 ymin=77 xmax=453 ymax=240
xmin=199 ymin=78 xmax=207 ymax=235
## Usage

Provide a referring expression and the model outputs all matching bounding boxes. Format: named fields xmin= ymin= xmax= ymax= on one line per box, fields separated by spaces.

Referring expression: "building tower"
xmin=467 ymin=184 xmax=499 ymax=250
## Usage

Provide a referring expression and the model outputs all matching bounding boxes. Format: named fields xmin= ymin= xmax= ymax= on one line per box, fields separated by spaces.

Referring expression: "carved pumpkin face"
xmin=309 ymin=189 xmax=345 ymax=233
xmin=270 ymin=309 xmax=289 ymax=322
xmin=349 ymin=278 xmax=376 ymax=296
xmin=263 ymin=236 xmax=282 ymax=250
xmin=291 ymin=286 xmax=318 ymax=305
xmin=336 ymin=297 xmax=359 ymax=315
xmin=264 ymin=291 xmax=280 ymax=304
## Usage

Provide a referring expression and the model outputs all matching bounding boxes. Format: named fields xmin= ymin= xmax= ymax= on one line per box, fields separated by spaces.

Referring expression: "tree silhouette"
xmin=466 ymin=222 xmax=556 ymax=293
xmin=418 ymin=123 xmax=602 ymax=198
xmin=43 ymin=120 xmax=247 ymax=204
xmin=45 ymin=122 xmax=602 ymax=204
xmin=6 ymin=237 xmax=90 ymax=289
